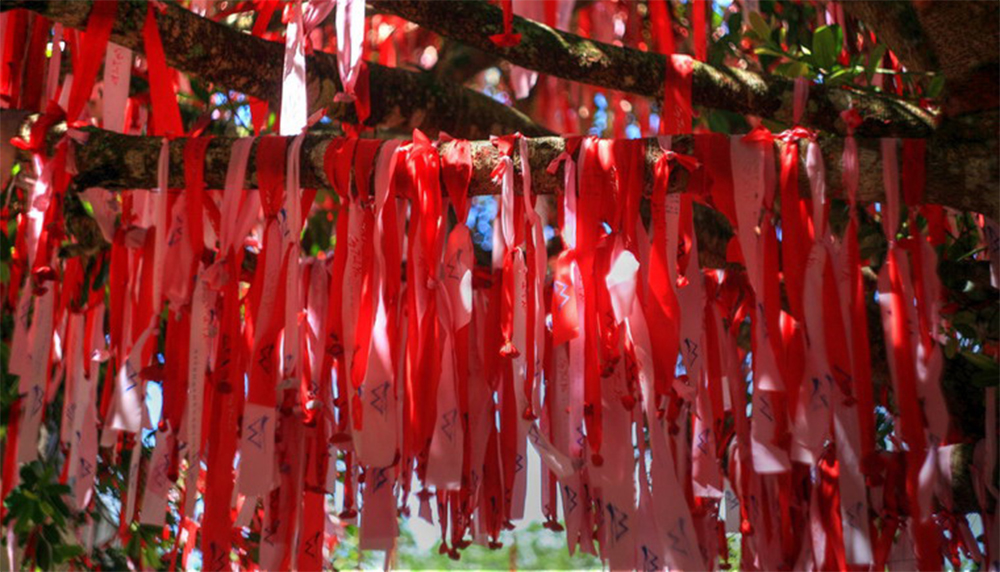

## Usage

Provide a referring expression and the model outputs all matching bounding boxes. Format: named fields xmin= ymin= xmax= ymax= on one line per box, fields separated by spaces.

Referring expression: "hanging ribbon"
xmin=878 ymin=138 xmax=943 ymax=570
xmin=335 ymin=0 xmax=368 ymax=124
xmin=142 ymin=3 xmax=183 ymax=137
xmin=64 ymin=1 xmax=117 ymax=123
xmin=490 ymin=0 xmax=522 ymax=47
xmin=649 ymin=0 xmax=676 ymax=55
xmin=279 ymin=1 xmax=307 ymax=135
xmin=692 ymin=0 xmax=708 ymax=62
xmin=102 ymin=41 xmax=132 ymax=133
xmin=238 ymin=136 xmax=290 ymax=497
xmin=662 ymin=54 xmax=694 ymax=135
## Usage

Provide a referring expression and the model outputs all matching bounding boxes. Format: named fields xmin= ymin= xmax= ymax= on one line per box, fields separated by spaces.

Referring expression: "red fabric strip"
xmin=442 ymin=139 xmax=472 ymax=223
xmin=692 ymin=0 xmax=707 ymax=62
xmin=646 ymin=152 xmax=680 ymax=404
xmin=183 ymin=137 xmax=213 ymax=262
xmin=779 ymin=137 xmax=811 ymax=321
xmin=576 ymin=138 xmax=613 ymax=463
xmin=142 ymin=4 xmax=184 ymax=137
xmin=648 ymin=0 xmax=675 ymax=55
xmin=693 ymin=133 xmax=736 ymax=227
xmin=1 ymin=10 xmax=28 ymax=106
xmin=296 ymin=491 xmax=325 ymax=571
xmin=613 ymin=139 xmax=645 ymax=250
xmin=349 ymin=139 xmax=381 ymax=429
xmin=257 ymin=136 xmax=288 ymax=218
xmin=66 ymin=1 xmax=117 ymax=123
xmin=321 ymin=138 xmax=356 ymax=437
xmin=901 ymin=139 xmax=927 ymax=209
xmin=252 ymin=0 xmax=279 ymax=36
xmin=662 ymin=55 xmax=694 ymax=135
xmin=490 ymin=0 xmax=522 ymax=47
xmin=20 ymin=16 xmax=49 ymax=111
xmin=201 ymin=268 xmax=243 ymax=570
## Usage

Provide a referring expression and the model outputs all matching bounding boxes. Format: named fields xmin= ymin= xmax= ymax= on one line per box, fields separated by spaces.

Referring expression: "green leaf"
xmin=812 ymin=25 xmax=839 ymax=70
xmin=191 ymin=81 xmax=210 ymax=104
xmin=774 ymin=61 xmax=810 ymax=78
xmin=36 ymin=537 xmax=52 ymax=571
xmin=54 ymin=544 xmax=84 ymax=564
xmin=926 ymin=74 xmax=945 ymax=99
xmin=866 ymin=44 xmax=887 ymax=83
xmin=748 ymin=11 xmax=770 ymax=41
xmin=945 ymin=337 xmax=958 ymax=359
xmin=727 ymin=12 xmax=743 ymax=38
xmin=706 ymin=110 xmax=731 ymax=133
xmin=962 ymin=351 xmax=997 ymax=372
xmin=826 ymin=65 xmax=861 ymax=86
xmin=754 ymin=46 xmax=787 ymax=59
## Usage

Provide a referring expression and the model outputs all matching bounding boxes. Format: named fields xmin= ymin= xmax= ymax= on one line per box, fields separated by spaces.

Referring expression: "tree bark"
xmin=371 ymin=0 xmax=937 ymax=139
xmin=842 ymin=1 xmax=1000 ymax=119
xmin=18 ymin=115 xmax=996 ymax=219
xmin=5 ymin=0 xmax=550 ymax=139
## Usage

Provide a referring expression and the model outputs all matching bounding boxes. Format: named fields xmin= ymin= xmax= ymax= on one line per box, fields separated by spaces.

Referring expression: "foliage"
xmin=2 ymin=463 xmax=84 ymax=570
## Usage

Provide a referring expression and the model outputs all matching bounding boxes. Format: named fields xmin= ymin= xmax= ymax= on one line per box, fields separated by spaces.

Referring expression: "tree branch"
xmin=371 ymin=0 xmax=938 ymax=139
xmin=16 ymin=116 xmax=994 ymax=219
xmin=7 ymin=0 xmax=550 ymax=139
xmin=842 ymin=0 xmax=1000 ymax=119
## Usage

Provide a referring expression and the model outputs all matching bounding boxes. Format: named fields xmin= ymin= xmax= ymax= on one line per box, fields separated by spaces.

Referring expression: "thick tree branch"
xmin=840 ymin=1 xmax=939 ymax=77
xmin=843 ymin=1 xmax=1000 ymax=119
xmin=7 ymin=0 xmax=550 ymax=139
xmin=14 ymin=113 xmax=998 ymax=221
xmin=371 ymin=0 xmax=937 ymax=139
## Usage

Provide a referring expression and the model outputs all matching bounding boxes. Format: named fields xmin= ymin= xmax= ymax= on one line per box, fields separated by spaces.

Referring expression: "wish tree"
xmin=0 ymin=0 xmax=997 ymax=570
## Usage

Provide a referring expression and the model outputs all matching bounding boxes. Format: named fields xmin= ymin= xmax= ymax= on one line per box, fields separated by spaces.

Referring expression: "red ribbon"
xmin=20 ymin=16 xmax=49 ymax=112
xmin=778 ymin=131 xmax=812 ymax=321
xmin=405 ymin=129 xmax=445 ymax=471
xmin=692 ymin=0 xmax=707 ymax=62
xmin=201 ymin=268 xmax=244 ymax=570
xmin=648 ymin=0 xmax=675 ymax=55
xmin=321 ymin=137 xmax=357 ymax=435
xmin=576 ymin=138 xmax=612 ymax=464
xmin=661 ymin=54 xmax=694 ymax=135
xmin=441 ymin=138 xmax=473 ymax=222
xmin=247 ymin=136 xmax=289 ymax=407
xmin=693 ymin=133 xmax=737 ymax=226
xmin=1 ymin=11 xmax=29 ymax=106
xmin=489 ymin=0 xmax=522 ymax=47
xmin=612 ymin=139 xmax=645 ymax=250
xmin=65 ymin=1 xmax=117 ymax=124
xmin=142 ymin=4 xmax=184 ymax=137
xmin=183 ymin=137 xmax=213 ymax=263
xmin=349 ymin=139 xmax=381 ymax=430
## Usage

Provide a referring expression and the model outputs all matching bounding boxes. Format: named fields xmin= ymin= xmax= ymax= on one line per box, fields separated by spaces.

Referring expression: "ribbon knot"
xmin=840 ymin=108 xmax=863 ymax=135
xmin=777 ymin=125 xmax=816 ymax=143
xmin=662 ymin=149 xmax=702 ymax=172
xmin=490 ymin=134 xmax=519 ymax=157
xmin=741 ymin=125 xmax=775 ymax=145
xmin=547 ymin=151 xmax=574 ymax=175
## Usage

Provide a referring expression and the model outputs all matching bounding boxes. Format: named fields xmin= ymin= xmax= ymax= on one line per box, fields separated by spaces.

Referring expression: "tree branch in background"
xmin=432 ymin=40 xmax=499 ymax=86
xmin=7 ymin=0 xmax=550 ymax=138
xmin=372 ymin=0 xmax=938 ymax=139
xmin=842 ymin=0 xmax=1000 ymax=119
